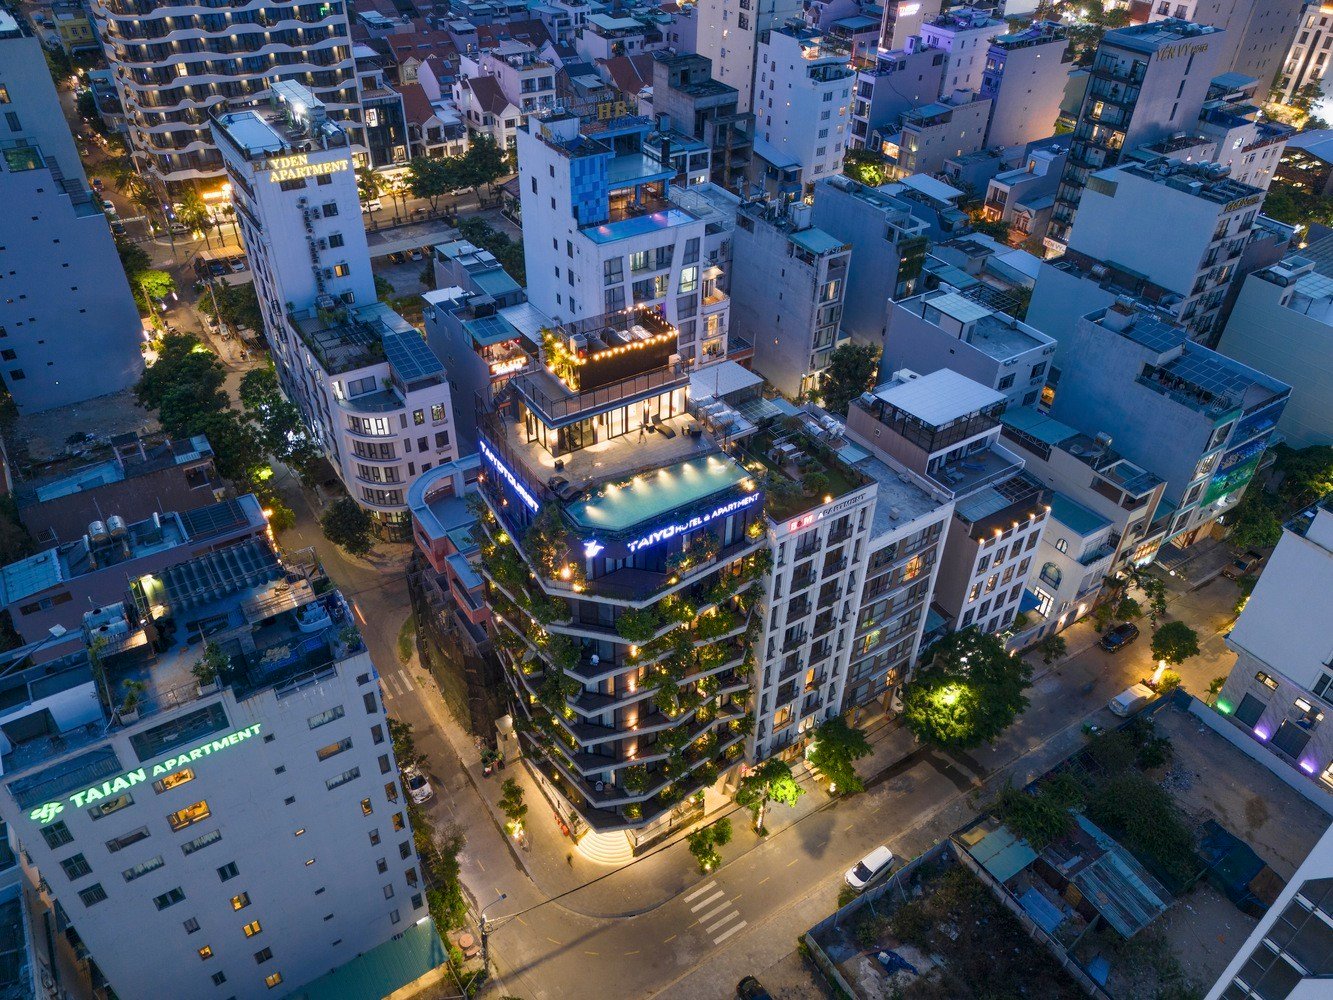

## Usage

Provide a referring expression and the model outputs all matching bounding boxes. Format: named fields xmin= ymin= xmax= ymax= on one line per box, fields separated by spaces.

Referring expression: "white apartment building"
xmin=882 ymin=290 xmax=1057 ymax=409
xmin=878 ymin=0 xmax=941 ymax=52
xmin=879 ymin=90 xmax=993 ymax=180
xmin=1218 ymin=255 xmax=1333 ymax=449
xmin=980 ymin=21 xmax=1070 ymax=149
xmin=850 ymin=38 xmax=947 ymax=152
xmin=0 ymin=13 xmax=144 ymax=413
xmin=1216 ymin=496 xmax=1333 ymax=796
xmin=847 ymin=370 xmax=1050 ymax=635
xmin=516 ymin=110 xmax=723 ymax=366
xmin=213 ymin=84 xmax=456 ymax=540
xmin=1145 ymin=0 xmax=1305 ymax=92
xmin=459 ymin=40 xmax=558 ymax=122
xmin=729 ymin=199 xmax=850 ymax=398
xmin=752 ymin=23 xmax=855 ymax=187
xmin=694 ymin=0 xmax=805 ymax=112
xmin=88 ymin=0 xmax=359 ymax=189
xmin=0 ymin=545 xmax=432 ymax=1000
xmin=919 ymin=7 xmax=1006 ymax=97
xmin=1277 ymin=2 xmax=1333 ymax=108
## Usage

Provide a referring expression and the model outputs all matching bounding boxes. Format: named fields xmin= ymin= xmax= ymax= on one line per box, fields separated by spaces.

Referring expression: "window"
xmin=998 ymin=374 xmax=1015 ymax=390
xmin=167 ymin=801 xmax=211 ymax=831
xmin=329 ymin=233 xmax=344 ymax=248
xmin=413 ymin=409 xmax=425 ymax=426
xmin=88 ymin=795 xmax=133 ymax=820
xmin=153 ymin=768 xmax=195 ymax=794
xmin=217 ymin=862 xmax=239 ymax=881
xmin=361 ymin=798 xmax=374 ymax=816
xmin=308 ymin=706 xmax=345 ymax=730
xmin=107 ymin=827 xmax=150 ymax=853
xmin=123 ymin=856 xmax=165 ymax=881
xmin=211 ymin=971 xmax=226 ymax=984
xmin=254 ymin=947 xmax=274 ymax=964
xmin=231 ymin=892 xmax=251 ymax=910
xmin=184 ymin=917 xmax=201 ymax=934
xmin=153 ymin=887 xmax=186 ymax=910
xmin=1055 ymin=537 xmax=1068 ymax=554
xmin=181 ymin=830 xmax=222 ymax=855
xmin=79 ymin=884 xmax=107 ymax=907
xmin=333 ymin=263 xmax=350 ymax=277
xmin=679 ymin=266 xmax=698 ymax=294
xmin=316 ymin=738 xmax=352 ymax=761
xmin=322 ymin=202 xmax=338 ymax=217
xmin=265 ymin=973 xmax=283 ymax=989
xmin=431 ymin=403 xmax=446 ymax=423
xmin=42 ymin=822 xmax=74 ymax=849
xmin=243 ymin=920 xmax=262 ymax=937
xmin=773 ymin=705 xmax=794 ymax=730
xmin=61 ymin=854 xmax=92 ymax=880
xmin=326 ymin=767 xmax=361 ymax=790
xmin=197 ymin=946 xmax=213 ymax=960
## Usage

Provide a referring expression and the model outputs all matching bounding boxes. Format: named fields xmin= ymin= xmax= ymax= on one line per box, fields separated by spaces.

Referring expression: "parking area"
xmin=372 ymin=252 xmax=432 ymax=299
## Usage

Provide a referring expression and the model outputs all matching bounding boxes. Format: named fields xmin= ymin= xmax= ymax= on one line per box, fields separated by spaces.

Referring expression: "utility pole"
xmin=479 ymin=891 xmax=507 ymax=976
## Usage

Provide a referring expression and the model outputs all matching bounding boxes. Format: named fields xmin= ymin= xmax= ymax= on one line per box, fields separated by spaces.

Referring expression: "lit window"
xmin=265 ymin=973 xmax=283 ymax=989
xmin=361 ymin=798 xmax=373 ymax=816
xmin=316 ymin=738 xmax=352 ymax=761
xmin=167 ymin=801 xmax=211 ymax=831
xmin=243 ymin=920 xmax=262 ymax=937
xmin=198 ymin=946 xmax=213 ymax=960
xmin=153 ymin=768 xmax=195 ymax=794
xmin=232 ymin=892 xmax=251 ymax=910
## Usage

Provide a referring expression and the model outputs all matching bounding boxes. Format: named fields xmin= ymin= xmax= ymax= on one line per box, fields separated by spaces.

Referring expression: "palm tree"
xmin=176 ymin=188 xmax=212 ymax=248
xmin=357 ymin=168 xmax=383 ymax=226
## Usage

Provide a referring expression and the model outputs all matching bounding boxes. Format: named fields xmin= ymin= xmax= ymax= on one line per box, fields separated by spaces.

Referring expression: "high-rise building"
xmin=90 ymin=0 xmax=360 ymax=190
xmin=0 ymin=542 xmax=434 ymax=1000
xmin=694 ymin=0 xmax=805 ymax=113
xmin=810 ymin=174 xmax=930 ymax=345
xmin=1206 ymin=821 xmax=1333 ymax=999
xmin=846 ymin=369 xmax=1050 ymax=634
xmin=729 ymin=199 xmax=850 ymax=398
xmin=516 ymin=109 xmax=726 ymax=367
xmin=0 ymin=12 xmax=144 ymax=413
xmin=1217 ymin=254 xmax=1333 ymax=449
xmin=1050 ymin=300 xmax=1289 ymax=550
xmin=1039 ymin=157 xmax=1266 ymax=344
xmin=752 ymin=24 xmax=855 ymax=188
xmin=1046 ymin=20 xmax=1224 ymax=251
xmin=1214 ymin=496 xmax=1333 ymax=798
xmin=919 ymin=7 xmax=1006 ymax=97
xmin=877 ymin=0 xmax=941 ymax=53
xmin=1143 ymin=0 xmax=1305 ymax=93
xmin=1276 ymin=2 xmax=1333 ymax=108
xmin=980 ymin=21 xmax=1070 ymax=149
xmin=212 ymin=84 xmax=456 ymax=540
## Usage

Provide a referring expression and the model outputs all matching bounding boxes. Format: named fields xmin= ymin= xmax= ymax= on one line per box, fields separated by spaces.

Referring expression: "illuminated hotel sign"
xmin=479 ymin=440 xmax=540 ymax=513
xmin=27 ymin=724 xmax=263 ymax=825
xmin=266 ymin=153 xmax=350 ymax=183
xmin=787 ymin=493 xmax=867 ymax=534
xmin=619 ymin=492 xmax=762 ymax=554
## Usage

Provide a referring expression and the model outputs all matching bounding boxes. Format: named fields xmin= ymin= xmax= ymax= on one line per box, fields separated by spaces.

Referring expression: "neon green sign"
xmin=27 ymin=724 xmax=263 ymax=825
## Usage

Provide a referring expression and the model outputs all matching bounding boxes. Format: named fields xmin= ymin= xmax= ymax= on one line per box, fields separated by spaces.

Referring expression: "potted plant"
xmin=120 ymin=679 xmax=147 ymax=722
xmin=191 ymin=642 xmax=227 ymax=694
xmin=337 ymin=624 xmax=362 ymax=655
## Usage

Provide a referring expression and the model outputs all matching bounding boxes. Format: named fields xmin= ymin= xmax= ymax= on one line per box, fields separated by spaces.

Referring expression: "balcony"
xmin=926 ymin=440 xmax=1025 ymax=499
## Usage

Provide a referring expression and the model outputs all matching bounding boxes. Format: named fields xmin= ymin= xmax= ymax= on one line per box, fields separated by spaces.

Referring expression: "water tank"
xmin=88 ymin=520 xmax=109 ymax=544
xmin=107 ymin=515 xmax=128 ymax=538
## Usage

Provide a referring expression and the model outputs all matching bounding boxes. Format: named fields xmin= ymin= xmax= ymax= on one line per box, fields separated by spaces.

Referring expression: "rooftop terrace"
xmin=906 ymin=289 xmax=1053 ymax=361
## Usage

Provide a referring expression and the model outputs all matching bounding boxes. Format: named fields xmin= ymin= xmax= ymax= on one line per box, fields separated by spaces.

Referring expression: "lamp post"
xmin=479 ymin=891 xmax=507 ymax=976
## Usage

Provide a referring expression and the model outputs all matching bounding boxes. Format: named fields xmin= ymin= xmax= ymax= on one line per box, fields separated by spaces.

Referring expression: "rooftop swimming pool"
xmin=565 ymin=454 xmax=751 ymax=533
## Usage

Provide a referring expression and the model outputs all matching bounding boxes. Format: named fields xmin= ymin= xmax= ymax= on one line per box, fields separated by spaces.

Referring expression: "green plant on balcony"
xmin=697 ymin=673 xmax=721 ymax=698
xmin=731 ymin=714 xmax=755 ymax=737
xmin=663 ymin=750 xmax=688 ymax=778
xmin=617 ymin=606 xmax=663 ymax=643
xmin=704 ymin=576 xmax=739 ymax=609
xmin=544 ymin=633 xmax=581 ymax=672
xmin=657 ymin=783 xmax=681 ymax=806
xmin=735 ymin=650 xmax=756 ymax=678
xmin=465 ymin=493 xmax=495 ymax=526
xmin=660 ymin=593 xmax=696 ymax=625
xmin=621 ymin=765 xmax=649 ymax=794
xmin=623 ymin=803 xmax=642 ymax=820
xmin=658 ymin=725 xmax=691 ymax=755
xmin=537 ymin=669 xmax=580 ymax=713
xmin=724 ymin=742 xmax=744 ymax=762
xmin=697 ymin=643 xmax=728 ymax=672
xmin=696 ymin=607 xmax=740 ymax=641
xmin=695 ymin=761 xmax=718 ymax=787
xmin=693 ymin=730 xmax=718 ymax=758
xmin=651 ymin=676 xmax=682 ymax=716
xmin=487 ymin=543 xmax=528 ymax=594
xmin=542 ymin=328 xmax=581 ymax=390
xmin=696 ymin=700 xmax=716 ymax=725
xmin=526 ymin=503 xmax=571 ymax=578
xmin=739 ymin=547 xmax=774 ymax=583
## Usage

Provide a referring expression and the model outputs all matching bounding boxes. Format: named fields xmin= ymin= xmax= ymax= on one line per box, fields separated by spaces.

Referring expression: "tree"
xmin=1151 ymin=621 xmax=1200 ymax=667
xmin=1141 ymin=577 xmax=1169 ymax=626
xmin=685 ymin=817 xmax=733 ymax=874
xmin=1228 ymin=489 xmax=1282 ymax=551
xmin=462 ymin=135 xmax=507 ymax=197
xmin=134 ymin=269 xmax=176 ymax=316
xmin=176 ymin=188 xmax=214 ymax=247
xmin=406 ymin=156 xmax=453 ymax=211
xmin=1115 ymin=597 xmax=1142 ymax=620
xmin=807 ymin=716 xmax=872 ymax=794
xmin=903 ymin=629 xmax=1032 ymax=750
xmin=1091 ymin=601 xmax=1117 ymax=632
xmin=734 ymin=758 xmax=804 ymax=832
xmin=321 ymin=497 xmax=375 ymax=556
xmin=1206 ymin=675 xmax=1226 ymax=706
xmin=820 ymin=342 xmax=881 ymax=416
xmin=115 ymin=236 xmax=152 ymax=286
xmin=1039 ymin=633 xmax=1067 ymax=666
xmin=357 ymin=167 xmax=383 ymax=222
xmin=498 ymin=778 xmax=528 ymax=835
xmin=1274 ymin=444 xmax=1333 ymax=505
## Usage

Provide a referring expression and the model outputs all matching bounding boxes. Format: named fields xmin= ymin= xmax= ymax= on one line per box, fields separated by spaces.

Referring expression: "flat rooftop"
xmin=565 ymin=453 xmax=752 ymax=533
xmin=850 ymin=452 xmax=951 ymax=536
xmin=908 ymin=289 xmax=1052 ymax=360
xmin=1050 ymin=493 xmax=1111 ymax=537
xmin=873 ymin=369 xmax=1006 ymax=427
xmin=1103 ymin=19 xmax=1220 ymax=55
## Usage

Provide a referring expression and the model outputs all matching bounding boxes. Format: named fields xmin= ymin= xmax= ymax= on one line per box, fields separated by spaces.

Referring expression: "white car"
xmin=405 ymin=768 xmax=433 ymax=804
xmin=845 ymin=846 xmax=894 ymax=891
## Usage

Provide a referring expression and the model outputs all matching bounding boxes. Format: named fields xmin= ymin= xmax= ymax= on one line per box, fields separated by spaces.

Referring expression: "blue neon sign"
xmin=479 ymin=439 xmax=539 ymax=513
xmin=589 ymin=491 xmax=761 ymax=555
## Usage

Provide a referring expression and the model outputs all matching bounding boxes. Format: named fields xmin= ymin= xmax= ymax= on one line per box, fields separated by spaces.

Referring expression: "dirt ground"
xmin=1154 ymin=704 xmax=1331 ymax=879
xmin=13 ymin=390 xmax=158 ymax=469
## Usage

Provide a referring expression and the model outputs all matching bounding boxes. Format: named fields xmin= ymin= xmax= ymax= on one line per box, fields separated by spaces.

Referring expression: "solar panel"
xmin=383 ymin=330 xmax=444 ymax=383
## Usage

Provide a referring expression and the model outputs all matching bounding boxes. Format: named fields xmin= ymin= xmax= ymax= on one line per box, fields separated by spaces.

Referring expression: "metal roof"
xmin=465 ymin=313 xmax=523 ymax=348
xmin=874 ymin=369 xmax=1006 ymax=426
xmin=1002 ymin=407 xmax=1076 ymax=446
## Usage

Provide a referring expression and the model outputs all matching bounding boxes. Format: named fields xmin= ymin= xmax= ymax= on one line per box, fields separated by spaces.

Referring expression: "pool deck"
xmin=567 ymin=453 xmax=752 ymax=532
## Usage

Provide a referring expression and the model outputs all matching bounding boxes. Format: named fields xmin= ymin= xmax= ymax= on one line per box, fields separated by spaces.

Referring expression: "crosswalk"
xmin=682 ymin=879 xmax=747 ymax=945
xmin=379 ymin=671 xmax=416 ymax=702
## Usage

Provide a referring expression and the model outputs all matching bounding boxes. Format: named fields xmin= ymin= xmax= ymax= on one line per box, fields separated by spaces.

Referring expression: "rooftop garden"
xmin=740 ymin=418 xmax=870 ymax=522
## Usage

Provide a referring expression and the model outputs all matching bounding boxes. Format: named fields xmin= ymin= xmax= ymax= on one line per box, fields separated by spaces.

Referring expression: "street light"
xmin=479 ymin=890 xmax=508 ymax=976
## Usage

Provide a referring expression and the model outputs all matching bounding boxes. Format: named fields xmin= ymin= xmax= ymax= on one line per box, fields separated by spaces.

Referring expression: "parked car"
xmin=91 ymin=177 xmax=103 ymax=190
xmin=1108 ymin=682 xmax=1156 ymax=718
xmin=109 ymin=219 xmax=126 ymax=236
xmin=169 ymin=221 xmax=189 ymax=236
xmin=736 ymin=976 xmax=771 ymax=1000
xmin=409 ymin=247 xmax=424 ymax=261
xmin=1222 ymin=550 xmax=1264 ymax=580
xmin=228 ymin=256 xmax=247 ymax=272
xmin=845 ymin=845 xmax=894 ymax=891
xmin=361 ymin=199 xmax=382 ymax=213
xmin=405 ymin=767 xmax=433 ymax=804
xmin=100 ymin=198 xmax=116 ymax=212
xmin=1098 ymin=622 xmax=1140 ymax=653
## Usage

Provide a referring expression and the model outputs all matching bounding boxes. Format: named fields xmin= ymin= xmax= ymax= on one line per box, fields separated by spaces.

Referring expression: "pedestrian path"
xmin=683 ymin=880 xmax=747 ymax=945
xmin=379 ymin=669 xmax=416 ymax=702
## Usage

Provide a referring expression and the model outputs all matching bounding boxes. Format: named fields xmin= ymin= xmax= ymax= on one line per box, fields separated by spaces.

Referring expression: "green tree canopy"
xmin=735 ymin=758 xmax=803 ymax=831
xmin=686 ymin=817 xmax=733 ymax=874
xmin=1227 ymin=488 xmax=1283 ymax=551
xmin=321 ymin=497 xmax=375 ymax=556
xmin=820 ymin=342 xmax=881 ymax=415
xmin=1150 ymin=621 xmax=1200 ymax=666
xmin=1274 ymin=443 xmax=1333 ymax=504
xmin=462 ymin=135 xmax=508 ymax=194
xmin=903 ymin=629 xmax=1032 ymax=749
xmin=807 ymin=716 xmax=872 ymax=794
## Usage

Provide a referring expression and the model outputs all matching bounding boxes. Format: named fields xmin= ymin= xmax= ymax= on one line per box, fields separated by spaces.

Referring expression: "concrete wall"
xmin=984 ymin=35 xmax=1071 ymax=149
